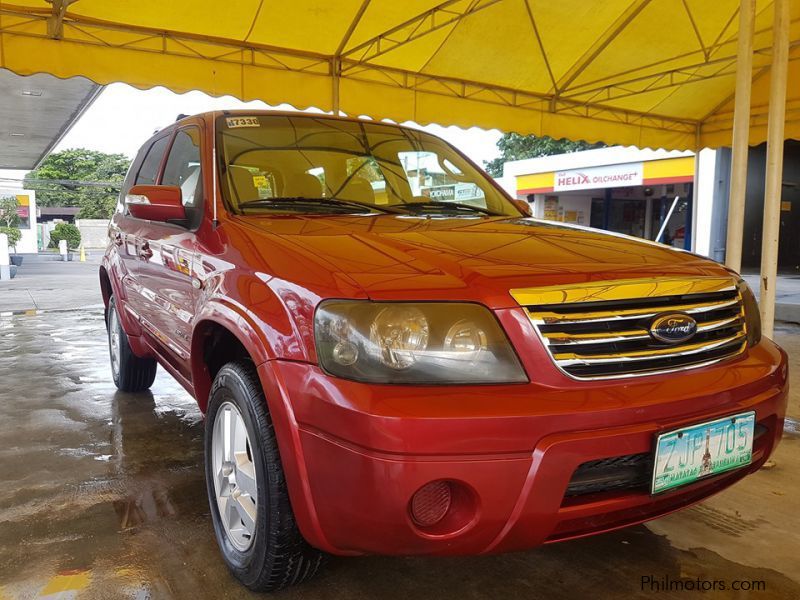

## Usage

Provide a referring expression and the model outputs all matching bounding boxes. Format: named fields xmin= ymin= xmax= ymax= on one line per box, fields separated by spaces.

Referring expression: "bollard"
xmin=59 ymin=239 xmax=68 ymax=262
xmin=0 ymin=233 xmax=9 ymax=280
xmin=79 ymin=245 xmax=86 ymax=262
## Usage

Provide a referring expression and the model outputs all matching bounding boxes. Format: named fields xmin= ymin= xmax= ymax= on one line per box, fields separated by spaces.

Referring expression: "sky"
xmin=0 ymin=83 xmax=503 ymax=188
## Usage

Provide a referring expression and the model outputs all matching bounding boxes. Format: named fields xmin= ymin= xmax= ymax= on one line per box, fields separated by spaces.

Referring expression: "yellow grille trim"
xmin=512 ymin=277 xmax=747 ymax=380
xmin=542 ymin=315 xmax=743 ymax=343
xmin=531 ymin=297 xmax=740 ymax=323
xmin=552 ymin=331 xmax=746 ymax=362
xmin=510 ymin=277 xmax=736 ymax=307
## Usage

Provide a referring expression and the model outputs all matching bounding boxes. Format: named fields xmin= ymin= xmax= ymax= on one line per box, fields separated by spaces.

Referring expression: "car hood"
xmin=228 ymin=215 xmax=730 ymax=309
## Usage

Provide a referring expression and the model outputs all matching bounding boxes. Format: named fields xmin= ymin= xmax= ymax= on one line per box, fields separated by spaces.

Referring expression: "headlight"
xmin=369 ymin=305 xmax=430 ymax=370
xmin=737 ymin=279 xmax=762 ymax=346
xmin=314 ymin=301 xmax=527 ymax=384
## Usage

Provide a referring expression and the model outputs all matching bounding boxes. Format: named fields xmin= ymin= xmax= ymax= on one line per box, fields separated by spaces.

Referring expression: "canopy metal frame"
xmin=3 ymin=1 xmax=790 ymax=138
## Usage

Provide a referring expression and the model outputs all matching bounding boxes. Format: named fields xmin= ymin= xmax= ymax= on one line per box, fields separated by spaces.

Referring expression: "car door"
xmin=135 ymin=124 xmax=204 ymax=375
xmin=113 ymin=134 xmax=172 ymax=324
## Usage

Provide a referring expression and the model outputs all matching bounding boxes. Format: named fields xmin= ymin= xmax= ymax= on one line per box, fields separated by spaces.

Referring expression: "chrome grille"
xmin=511 ymin=277 xmax=747 ymax=379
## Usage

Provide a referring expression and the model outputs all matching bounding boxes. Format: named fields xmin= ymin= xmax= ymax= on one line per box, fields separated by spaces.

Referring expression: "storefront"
xmin=501 ymin=148 xmax=696 ymax=250
xmin=0 ymin=188 xmax=38 ymax=254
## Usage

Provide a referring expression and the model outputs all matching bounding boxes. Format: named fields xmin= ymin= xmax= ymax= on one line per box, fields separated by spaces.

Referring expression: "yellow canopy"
xmin=0 ymin=0 xmax=798 ymax=149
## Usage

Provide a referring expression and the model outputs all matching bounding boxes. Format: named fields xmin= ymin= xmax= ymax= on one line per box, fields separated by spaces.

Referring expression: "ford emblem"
xmin=649 ymin=313 xmax=697 ymax=344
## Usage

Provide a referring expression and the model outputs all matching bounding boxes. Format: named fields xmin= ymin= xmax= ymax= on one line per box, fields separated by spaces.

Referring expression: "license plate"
xmin=651 ymin=411 xmax=755 ymax=494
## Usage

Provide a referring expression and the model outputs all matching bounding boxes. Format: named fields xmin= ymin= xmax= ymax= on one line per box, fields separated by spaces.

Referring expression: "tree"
xmin=24 ymin=148 xmax=130 ymax=219
xmin=483 ymin=134 xmax=605 ymax=177
xmin=0 ymin=226 xmax=22 ymax=252
xmin=49 ymin=222 xmax=82 ymax=250
xmin=0 ymin=196 xmax=21 ymax=229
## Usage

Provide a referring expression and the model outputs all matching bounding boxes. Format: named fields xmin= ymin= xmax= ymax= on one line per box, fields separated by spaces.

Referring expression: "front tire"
xmin=205 ymin=361 xmax=325 ymax=592
xmin=106 ymin=295 xmax=157 ymax=392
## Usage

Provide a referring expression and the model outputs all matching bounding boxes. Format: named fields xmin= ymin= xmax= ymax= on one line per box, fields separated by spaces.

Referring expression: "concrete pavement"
xmin=0 ymin=253 xmax=103 ymax=314
xmin=742 ymin=272 xmax=800 ymax=324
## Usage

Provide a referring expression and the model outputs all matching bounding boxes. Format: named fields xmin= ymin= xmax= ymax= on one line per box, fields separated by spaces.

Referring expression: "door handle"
xmin=139 ymin=243 xmax=153 ymax=261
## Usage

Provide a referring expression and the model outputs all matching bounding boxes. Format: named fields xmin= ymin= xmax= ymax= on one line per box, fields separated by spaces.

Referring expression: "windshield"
xmin=217 ymin=115 xmax=519 ymax=217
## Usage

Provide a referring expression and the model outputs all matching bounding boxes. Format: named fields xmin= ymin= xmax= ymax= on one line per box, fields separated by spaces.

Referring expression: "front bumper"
xmin=257 ymin=338 xmax=788 ymax=556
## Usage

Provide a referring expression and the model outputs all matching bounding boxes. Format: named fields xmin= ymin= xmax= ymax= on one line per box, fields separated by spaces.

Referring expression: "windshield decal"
xmin=225 ymin=116 xmax=260 ymax=128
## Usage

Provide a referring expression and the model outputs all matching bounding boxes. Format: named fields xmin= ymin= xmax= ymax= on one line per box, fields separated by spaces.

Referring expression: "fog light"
xmin=410 ymin=480 xmax=452 ymax=527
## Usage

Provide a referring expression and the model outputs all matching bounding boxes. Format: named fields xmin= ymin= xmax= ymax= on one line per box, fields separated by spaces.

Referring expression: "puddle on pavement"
xmin=0 ymin=309 xmax=206 ymax=596
xmin=0 ymin=309 xmax=798 ymax=599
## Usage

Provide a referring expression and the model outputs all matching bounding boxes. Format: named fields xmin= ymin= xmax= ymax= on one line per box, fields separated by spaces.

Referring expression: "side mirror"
xmin=126 ymin=185 xmax=186 ymax=223
xmin=511 ymin=198 xmax=532 ymax=217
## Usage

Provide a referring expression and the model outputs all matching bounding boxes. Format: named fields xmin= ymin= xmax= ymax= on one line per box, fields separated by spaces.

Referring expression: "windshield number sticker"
xmin=226 ymin=117 xmax=260 ymax=128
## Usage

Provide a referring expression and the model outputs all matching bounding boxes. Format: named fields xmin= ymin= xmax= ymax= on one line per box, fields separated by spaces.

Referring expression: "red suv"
xmin=102 ymin=111 xmax=788 ymax=592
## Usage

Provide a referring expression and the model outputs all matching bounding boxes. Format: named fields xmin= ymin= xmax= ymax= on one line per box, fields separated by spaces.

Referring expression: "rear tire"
xmin=106 ymin=295 xmax=157 ymax=392
xmin=205 ymin=361 xmax=325 ymax=592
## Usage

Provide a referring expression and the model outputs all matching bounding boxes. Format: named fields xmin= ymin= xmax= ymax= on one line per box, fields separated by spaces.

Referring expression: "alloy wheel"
xmin=211 ymin=401 xmax=259 ymax=551
xmin=108 ymin=307 xmax=121 ymax=377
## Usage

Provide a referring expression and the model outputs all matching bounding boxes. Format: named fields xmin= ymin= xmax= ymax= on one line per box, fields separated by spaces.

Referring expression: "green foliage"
xmin=24 ymin=148 xmax=130 ymax=219
xmin=77 ymin=194 xmax=119 ymax=219
xmin=49 ymin=222 xmax=82 ymax=250
xmin=0 ymin=226 xmax=22 ymax=251
xmin=483 ymin=134 xmax=606 ymax=177
xmin=0 ymin=196 xmax=21 ymax=228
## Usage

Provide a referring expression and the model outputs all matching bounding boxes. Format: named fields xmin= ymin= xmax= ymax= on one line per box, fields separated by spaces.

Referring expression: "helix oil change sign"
xmin=554 ymin=162 xmax=643 ymax=192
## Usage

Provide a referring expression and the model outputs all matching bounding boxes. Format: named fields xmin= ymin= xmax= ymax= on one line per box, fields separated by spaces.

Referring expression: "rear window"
xmin=135 ymin=136 xmax=170 ymax=185
xmin=162 ymin=127 xmax=204 ymax=228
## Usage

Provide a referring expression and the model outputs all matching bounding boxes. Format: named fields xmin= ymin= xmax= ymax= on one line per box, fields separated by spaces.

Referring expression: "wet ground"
xmin=0 ymin=309 xmax=798 ymax=599
xmin=0 ymin=254 xmax=102 ymax=313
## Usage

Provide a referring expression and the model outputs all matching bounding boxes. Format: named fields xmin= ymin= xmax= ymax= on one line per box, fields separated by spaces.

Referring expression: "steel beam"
xmin=46 ymin=0 xmax=72 ymax=39
xmin=340 ymin=0 xmax=502 ymax=67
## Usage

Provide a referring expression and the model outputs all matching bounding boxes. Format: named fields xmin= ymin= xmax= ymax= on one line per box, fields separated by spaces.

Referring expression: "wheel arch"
xmin=191 ymin=307 xmax=337 ymax=555
xmin=190 ymin=303 xmax=271 ymax=412
xmin=99 ymin=262 xmax=142 ymax=338
xmin=99 ymin=265 xmax=113 ymax=310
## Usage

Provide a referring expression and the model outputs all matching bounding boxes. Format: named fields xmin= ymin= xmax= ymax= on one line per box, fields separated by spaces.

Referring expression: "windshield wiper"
xmin=238 ymin=197 xmax=399 ymax=214
xmin=398 ymin=201 xmax=503 ymax=216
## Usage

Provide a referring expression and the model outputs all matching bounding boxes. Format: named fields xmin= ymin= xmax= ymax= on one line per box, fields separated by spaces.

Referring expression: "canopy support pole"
xmin=724 ymin=0 xmax=755 ymax=273
xmin=332 ymin=0 xmax=371 ymax=116
xmin=759 ymin=0 xmax=790 ymax=338
xmin=332 ymin=58 xmax=341 ymax=116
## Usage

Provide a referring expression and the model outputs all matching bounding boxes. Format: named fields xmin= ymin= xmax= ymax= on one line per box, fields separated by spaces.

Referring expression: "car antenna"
xmin=175 ymin=113 xmax=189 ymax=121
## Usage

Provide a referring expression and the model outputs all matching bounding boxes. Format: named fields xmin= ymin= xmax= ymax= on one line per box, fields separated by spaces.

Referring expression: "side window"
xmin=161 ymin=127 xmax=204 ymax=228
xmin=135 ymin=136 xmax=170 ymax=185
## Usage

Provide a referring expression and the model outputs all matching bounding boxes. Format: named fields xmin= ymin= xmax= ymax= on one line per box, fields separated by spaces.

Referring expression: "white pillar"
xmin=694 ymin=149 xmax=718 ymax=258
xmin=759 ymin=0 xmax=790 ymax=338
xmin=725 ymin=0 xmax=756 ymax=273
xmin=532 ymin=194 xmax=546 ymax=219
xmin=0 ymin=233 xmax=9 ymax=280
